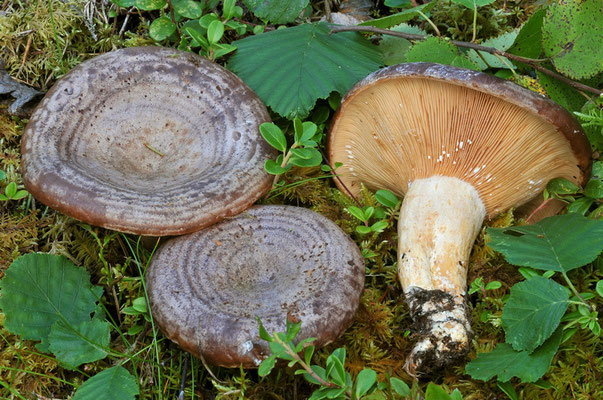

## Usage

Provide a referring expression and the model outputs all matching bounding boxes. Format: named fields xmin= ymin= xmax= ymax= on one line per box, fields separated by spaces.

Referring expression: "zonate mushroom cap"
xmin=21 ymin=46 xmax=276 ymax=236
xmin=146 ymin=205 xmax=365 ymax=368
xmin=329 ymin=62 xmax=591 ymax=217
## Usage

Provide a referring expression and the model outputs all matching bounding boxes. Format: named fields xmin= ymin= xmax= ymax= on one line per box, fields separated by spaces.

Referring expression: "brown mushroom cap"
xmin=329 ymin=62 xmax=591 ymax=217
xmin=21 ymin=46 xmax=276 ymax=235
xmin=146 ymin=205 xmax=365 ymax=368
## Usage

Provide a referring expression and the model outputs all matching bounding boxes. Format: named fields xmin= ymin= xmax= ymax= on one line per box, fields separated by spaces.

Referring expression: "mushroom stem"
xmin=397 ymin=176 xmax=485 ymax=375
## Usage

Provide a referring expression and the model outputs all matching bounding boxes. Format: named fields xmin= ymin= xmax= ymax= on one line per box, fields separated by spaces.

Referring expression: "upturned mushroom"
xmin=328 ymin=63 xmax=591 ymax=374
xmin=21 ymin=46 xmax=275 ymax=236
xmin=146 ymin=205 xmax=365 ymax=368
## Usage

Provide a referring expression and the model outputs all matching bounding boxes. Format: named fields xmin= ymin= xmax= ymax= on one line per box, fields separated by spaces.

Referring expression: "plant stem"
xmin=561 ymin=272 xmax=593 ymax=311
xmin=272 ymin=334 xmax=338 ymax=388
xmin=166 ymin=0 xmax=181 ymax=41
xmin=329 ymin=25 xmax=603 ymax=96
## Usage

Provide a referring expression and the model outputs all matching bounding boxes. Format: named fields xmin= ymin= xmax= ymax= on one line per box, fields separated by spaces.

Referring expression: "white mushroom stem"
xmin=397 ymin=176 xmax=486 ymax=375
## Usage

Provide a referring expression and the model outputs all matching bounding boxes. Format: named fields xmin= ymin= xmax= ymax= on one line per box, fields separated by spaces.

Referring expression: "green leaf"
xmin=407 ymin=37 xmax=480 ymax=71
xmin=259 ymin=123 xmax=287 ymax=152
xmin=212 ymin=43 xmax=237 ymax=59
xmin=466 ymin=29 xmax=519 ymax=70
xmin=355 ymin=369 xmax=377 ymax=397
xmin=497 ymin=381 xmax=518 ymax=400
xmin=536 ymin=68 xmax=587 ymax=112
xmin=542 ymin=0 xmax=603 ymax=79
xmin=359 ymin=2 xmax=436 ymax=29
xmin=379 ymin=23 xmax=425 ymax=66
xmin=5 ymin=181 xmax=16 ymax=197
xmin=596 ymin=280 xmax=603 ymax=297
xmin=425 ymin=383 xmax=451 ymax=400
xmin=290 ymin=148 xmax=322 ymax=167
xmin=389 ymin=377 xmax=410 ymax=396
xmin=222 ymin=0 xmax=236 ymax=19
xmin=508 ymin=9 xmax=545 ymax=61
xmin=48 ymin=319 xmax=111 ymax=368
xmin=487 ymin=214 xmax=603 ymax=273
xmin=135 ymin=0 xmax=166 ymax=11
xmin=450 ymin=0 xmax=495 ymax=8
xmin=207 ymin=20 xmax=224 ymax=44
xmin=501 ymin=276 xmax=569 ymax=352
xmin=258 ymin=355 xmax=277 ymax=376
xmin=567 ymin=197 xmax=594 ymax=215
xmin=111 ymin=0 xmax=136 ymax=7
xmin=265 ymin=159 xmax=287 ymax=175
xmin=356 ymin=225 xmax=372 ymax=235
xmin=304 ymin=365 xmax=328 ymax=385
xmin=12 ymin=190 xmax=28 ymax=200
xmin=72 ymin=366 xmax=139 ymax=400
xmin=0 ymin=254 xmax=103 ymax=352
xmin=585 ymin=179 xmax=603 ymax=199
xmin=465 ymin=328 xmax=563 ymax=383
xmin=375 ymin=189 xmax=399 ymax=208
xmin=304 ymin=345 xmax=315 ymax=365
xmin=243 ymin=0 xmax=309 ymax=24
xmin=257 ymin=317 xmax=272 ymax=342
xmin=149 ymin=16 xmax=176 ymax=41
xmin=199 ymin=13 xmax=219 ymax=29
xmin=229 ymin=22 xmax=382 ymax=120
xmin=370 ymin=220 xmax=388 ymax=233
xmin=347 ymin=206 xmax=366 ymax=222
xmin=0 ymin=170 xmax=6 ymax=181
xmin=172 ymin=0 xmax=202 ymax=18
xmin=285 ymin=320 xmax=302 ymax=342
xmin=547 ymin=178 xmax=581 ymax=195
xmin=450 ymin=389 xmax=463 ymax=400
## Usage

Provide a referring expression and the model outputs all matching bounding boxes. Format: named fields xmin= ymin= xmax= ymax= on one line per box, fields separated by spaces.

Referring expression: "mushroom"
xmin=21 ymin=46 xmax=276 ymax=236
xmin=146 ymin=205 xmax=365 ymax=368
xmin=328 ymin=63 xmax=591 ymax=374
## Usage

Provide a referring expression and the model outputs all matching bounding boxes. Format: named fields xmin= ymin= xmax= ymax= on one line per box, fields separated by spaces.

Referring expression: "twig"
xmin=272 ymin=334 xmax=339 ymax=389
xmin=330 ymin=25 xmax=603 ymax=96
xmin=166 ymin=0 xmax=181 ymax=41
xmin=178 ymin=353 xmax=189 ymax=400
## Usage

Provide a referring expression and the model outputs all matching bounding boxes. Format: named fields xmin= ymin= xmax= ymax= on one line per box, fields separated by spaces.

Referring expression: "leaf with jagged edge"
xmin=466 ymin=29 xmax=519 ymax=70
xmin=229 ymin=22 xmax=382 ymax=120
xmin=501 ymin=276 xmax=569 ymax=352
xmin=487 ymin=213 xmax=603 ymax=273
xmin=243 ymin=0 xmax=309 ymax=24
xmin=406 ymin=37 xmax=481 ymax=71
xmin=465 ymin=328 xmax=563 ymax=383
xmin=379 ymin=23 xmax=426 ymax=66
xmin=72 ymin=366 xmax=139 ymax=400
xmin=0 ymin=253 xmax=104 ymax=353
xmin=48 ymin=318 xmax=111 ymax=369
xmin=542 ymin=0 xmax=603 ymax=79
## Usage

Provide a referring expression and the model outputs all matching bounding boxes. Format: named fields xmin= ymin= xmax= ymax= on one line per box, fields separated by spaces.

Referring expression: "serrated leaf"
xmin=243 ymin=0 xmax=309 ymax=24
xmin=536 ymin=66 xmax=588 ymax=113
xmin=450 ymin=0 xmax=495 ymax=8
xmin=501 ymin=276 xmax=569 ymax=352
xmin=172 ymin=0 xmax=202 ymax=18
xmin=390 ymin=377 xmax=410 ymax=396
xmin=355 ymin=369 xmax=377 ymax=397
xmin=508 ymin=9 xmax=545 ymax=62
xmin=407 ymin=37 xmax=480 ymax=71
xmin=135 ymin=0 xmax=166 ymax=11
xmin=379 ymin=23 xmax=426 ymax=66
xmin=542 ymin=0 xmax=603 ymax=79
xmin=72 ymin=366 xmax=139 ymax=400
xmin=229 ymin=22 xmax=381 ymax=119
xmin=149 ymin=16 xmax=176 ymax=41
xmin=0 ymin=254 xmax=103 ymax=352
xmin=359 ymin=2 xmax=435 ymax=29
xmin=466 ymin=29 xmax=519 ymax=70
xmin=48 ymin=319 xmax=111 ymax=368
xmin=465 ymin=328 xmax=562 ymax=383
xmin=487 ymin=214 xmax=603 ymax=273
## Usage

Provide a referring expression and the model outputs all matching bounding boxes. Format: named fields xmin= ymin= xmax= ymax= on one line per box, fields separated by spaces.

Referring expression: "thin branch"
xmin=166 ymin=0 xmax=181 ymax=41
xmin=330 ymin=25 xmax=603 ymax=96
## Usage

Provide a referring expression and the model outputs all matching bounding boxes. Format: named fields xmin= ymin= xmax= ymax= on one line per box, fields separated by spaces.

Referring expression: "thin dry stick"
xmin=166 ymin=0 xmax=181 ymax=41
xmin=330 ymin=25 xmax=603 ymax=96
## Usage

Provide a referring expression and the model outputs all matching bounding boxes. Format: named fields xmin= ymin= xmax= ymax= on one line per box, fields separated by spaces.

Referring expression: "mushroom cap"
xmin=146 ymin=205 xmax=365 ymax=368
xmin=329 ymin=63 xmax=591 ymax=217
xmin=21 ymin=46 xmax=276 ymax=235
